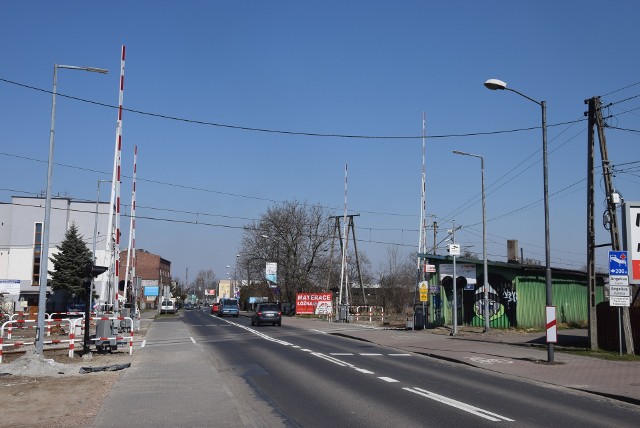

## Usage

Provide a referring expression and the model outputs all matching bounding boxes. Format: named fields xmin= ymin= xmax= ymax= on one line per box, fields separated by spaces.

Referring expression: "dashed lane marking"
xmin=190 ymin=337 xmax=196 ymax=344
xmin=379 ymin=377 xmax=399 ymax=383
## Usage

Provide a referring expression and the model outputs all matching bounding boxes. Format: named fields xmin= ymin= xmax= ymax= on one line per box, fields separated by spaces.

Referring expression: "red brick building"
xmin=119 ymin=249 xmax=171 ymax=299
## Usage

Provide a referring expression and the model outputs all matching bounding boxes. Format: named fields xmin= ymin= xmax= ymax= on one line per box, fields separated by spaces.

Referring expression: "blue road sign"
xmin=609 ymin=251 xmax=629 ymax=276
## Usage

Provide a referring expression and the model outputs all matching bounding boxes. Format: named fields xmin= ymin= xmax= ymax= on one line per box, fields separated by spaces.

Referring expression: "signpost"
xmin=608 ymin=250 xmax=630 ymax=355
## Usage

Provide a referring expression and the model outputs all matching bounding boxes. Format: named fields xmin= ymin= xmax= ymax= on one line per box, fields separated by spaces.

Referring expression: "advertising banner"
xmin=296 ymin=292 xmax=333 ymax=315
xmin=0 ymin=279 xmax=20 ymax=295
xmin=144 ymin=286 xmax=159 ymax=297
xmin=265 ymin=262 xmax=278 ymax=285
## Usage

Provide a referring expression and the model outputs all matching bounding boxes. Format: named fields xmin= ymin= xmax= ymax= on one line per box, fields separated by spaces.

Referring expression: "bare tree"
xmin=192 ymin=269 xmax=216 ymax=302
xmin=377 ymin=246 xmax=416 ymax=313
xmin=239 ymin=200 xmax=332 ymax=303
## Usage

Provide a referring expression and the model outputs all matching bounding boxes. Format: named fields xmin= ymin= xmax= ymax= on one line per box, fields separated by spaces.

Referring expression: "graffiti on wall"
xmin=471 ymin=276 xmax=517 ymax=328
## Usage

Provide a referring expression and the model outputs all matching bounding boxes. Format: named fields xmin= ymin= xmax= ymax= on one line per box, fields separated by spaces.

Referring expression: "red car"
xmin=211 ymin=302 xmax=219 ymax=314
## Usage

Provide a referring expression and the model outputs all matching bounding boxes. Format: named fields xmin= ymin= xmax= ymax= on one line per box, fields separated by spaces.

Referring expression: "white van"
xmin=160 ymin=300 xmax=176 ymax=314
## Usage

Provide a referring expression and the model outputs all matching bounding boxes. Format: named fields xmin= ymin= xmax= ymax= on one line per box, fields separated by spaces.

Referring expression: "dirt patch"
xmin=0 ymin=315 xmax=152 ymax=427
xmin=0 ymin=351 xmax=132 ymax=427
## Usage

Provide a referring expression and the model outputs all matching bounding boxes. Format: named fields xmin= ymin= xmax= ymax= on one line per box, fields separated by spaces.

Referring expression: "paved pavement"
xmin=92 ymin=310 xmax=639 ymax=427
xmin=92 ymin=310 xmax=287 ymax=427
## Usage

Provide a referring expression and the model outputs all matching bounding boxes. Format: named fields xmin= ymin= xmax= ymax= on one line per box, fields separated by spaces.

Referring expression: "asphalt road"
xmin=182 ymin=308 xmax=639 ymax=427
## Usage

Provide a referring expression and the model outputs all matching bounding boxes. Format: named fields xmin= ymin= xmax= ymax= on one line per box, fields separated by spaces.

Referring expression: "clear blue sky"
xmin=2 ymin=1 xmax=639 ymax=282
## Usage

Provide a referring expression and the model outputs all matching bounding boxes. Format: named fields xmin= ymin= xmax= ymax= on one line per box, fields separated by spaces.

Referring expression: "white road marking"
xmin=140 ymin=340 xmax=146 ymax=348
xmin=379 ymin=377 xmax=399 ymax=383
xmin=388 ymin=353 xmax=412 ymax=357
xmin=330 ymin=353 xmax=354 ymax=356
xmin=360 ymin=353 xmax=383 ymax=356
xmin=301 ymin=348 xmax=313 ymax=352
xmin=312 ymin=329 xmax=328 ymax=334
xmin=312 ymin=352 xmax=353 ymax=367
xmin=403 ymin=387 xmax=514 ymax=422
xmin=190 ymin=337 xmax=196 ymax=344
xmin=355 ymin=368 xmax=375 ymax=374
xmin=467 ymin=357 xmax=513 ymax=365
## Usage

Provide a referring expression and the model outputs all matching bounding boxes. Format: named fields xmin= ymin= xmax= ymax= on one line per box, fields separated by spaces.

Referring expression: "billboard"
xmin=265 ymin=262 xmax=277 ymax=285
xmin=144 ymin=286 xmax=159 ymax=297
xmin=296 ymin=292 xmax=333 ymax=315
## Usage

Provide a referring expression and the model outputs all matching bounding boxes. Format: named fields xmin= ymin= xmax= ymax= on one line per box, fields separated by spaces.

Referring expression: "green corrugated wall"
xmin=515 ymin=274 xmax=605 ymax=329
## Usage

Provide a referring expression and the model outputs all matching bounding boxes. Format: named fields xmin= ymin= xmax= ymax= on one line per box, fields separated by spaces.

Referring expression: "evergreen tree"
xmin=49 ymin=222 xmax=93 ymax=299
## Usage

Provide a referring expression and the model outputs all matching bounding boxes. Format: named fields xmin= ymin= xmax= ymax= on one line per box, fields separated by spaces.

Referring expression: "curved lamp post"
xmin=452 ymin=150 xmax=490 ymax=333
xmin=36 ymin=64 xmax=108 ymax=355
xmin=484 ymin=78 xmax=553 ymax=363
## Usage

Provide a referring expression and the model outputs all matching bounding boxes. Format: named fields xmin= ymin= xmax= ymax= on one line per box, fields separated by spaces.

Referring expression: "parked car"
xmin=160 ymin=300 xmax=176 ymax=314
xmin=211 ymin=302 xmax=220 ymax=314
xmin=217 ymin=298 xmax=239 ymax=317
xmin=251 ymin=303 xmax=282 ymax=326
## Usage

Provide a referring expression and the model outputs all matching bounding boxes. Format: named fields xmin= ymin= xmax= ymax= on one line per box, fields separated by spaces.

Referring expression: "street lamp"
xmin=36 ymin=64 xmax=108 ymax=355
xmin=484 ymin=78 xmax=553 ymax=363
xmin=453 ymin=150 xmax=489 ymax=332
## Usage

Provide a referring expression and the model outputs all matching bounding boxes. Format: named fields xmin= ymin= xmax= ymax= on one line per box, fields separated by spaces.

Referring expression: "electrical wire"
xmin=0 ymin=77 xmax=583 ymax=140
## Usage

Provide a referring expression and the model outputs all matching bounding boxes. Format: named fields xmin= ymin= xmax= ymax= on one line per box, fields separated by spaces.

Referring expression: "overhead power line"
xmin=1 ymin=77 xmax=583 ymax=140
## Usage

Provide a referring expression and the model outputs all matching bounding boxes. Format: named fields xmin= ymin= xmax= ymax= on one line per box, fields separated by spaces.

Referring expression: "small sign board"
xmin=419 ymin=291 xmax=429 ymax=302
xmin=419 ymin=281 xmax=428 ymax=290
xmin=609 ymin=251 xmax=629 ymax=275
xmin=448 ymin=244 xmax=460 ymax=256
xmin=610 ymin=296 xmax=631 ymax=307
xmin=609 ymin=275 xmax=629 ymax=286
xmin=425 ymin=264 xmax=436 ymax=273
xmin=609 ymin=285 xmax=630 ymax=297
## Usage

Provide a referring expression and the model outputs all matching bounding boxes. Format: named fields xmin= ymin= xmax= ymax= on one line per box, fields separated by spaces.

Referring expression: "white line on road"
xmin=141 ymin=340 xmax=146 ymax=348
xmin=355 ymin=368 xmax=375 ymax=374
xmin=388 ymin=353 xmax=412 ymax=357
xmin=360 ymin=353 xmax=383 ymax=356
xmin=312 ymin=329 xmax=328 ymax=334
xmin=403 ymin=387 xmax=514 ymax=422
xmin=190 ymin=337 xmax=196 ymax=344
xmin=330 ymin=353 xmax=354 ymax=356
xmin=379 ymin=377 xmax=399 ymax=383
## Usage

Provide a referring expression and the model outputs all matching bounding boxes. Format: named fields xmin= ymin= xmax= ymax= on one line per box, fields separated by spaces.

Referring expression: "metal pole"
xmin=452 ymin=224 xmax=457 ymax=336
xmin=90 ymin=180 xmax=104 ymax=315
xmin=481 ymin=156 xmax=490 ymax=332
xmin=542 ymin=100 xmax=554 ymax=363
xmin=35 ymin=64 xmax=59 ymax=355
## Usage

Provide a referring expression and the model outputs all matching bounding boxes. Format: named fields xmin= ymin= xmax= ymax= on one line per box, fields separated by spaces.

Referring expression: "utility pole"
xmin=432 ymin=221 xmax=438 ymax=254
xmin=587 ymin=96 xmax=635 ymax=355
xmin=586 ymin=97 xmax=598 ymax=350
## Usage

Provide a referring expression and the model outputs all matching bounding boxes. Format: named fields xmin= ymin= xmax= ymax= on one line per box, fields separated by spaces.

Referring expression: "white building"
xmin=0 ymin=196 xmax=110 ymax=310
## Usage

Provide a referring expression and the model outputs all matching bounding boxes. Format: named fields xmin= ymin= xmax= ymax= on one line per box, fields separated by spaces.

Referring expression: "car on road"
xmin=217 ymin=298 xmax=239 ymax=317
xmin=160 ymin=300 xmax=176 ymax=314
xmin=251 ymin=303 xmax=282 ymax=326
xmin=211 ymin=302 xmax=219 ymax=314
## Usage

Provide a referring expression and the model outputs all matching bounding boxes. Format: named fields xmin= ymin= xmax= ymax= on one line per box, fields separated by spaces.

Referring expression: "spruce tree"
xmin=49 ymin=222 xmax=93 ymax=299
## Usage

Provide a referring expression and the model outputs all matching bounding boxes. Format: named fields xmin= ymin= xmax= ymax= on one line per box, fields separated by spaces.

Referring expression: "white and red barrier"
xmin=0 ymin=315 xmax=134 ymax=363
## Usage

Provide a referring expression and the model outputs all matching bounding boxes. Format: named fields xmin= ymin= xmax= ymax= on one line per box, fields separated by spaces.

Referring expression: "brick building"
xmin=119 ymin=249 xmax=171 ymax=306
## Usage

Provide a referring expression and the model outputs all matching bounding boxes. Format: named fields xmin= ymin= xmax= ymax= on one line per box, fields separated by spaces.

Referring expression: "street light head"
xmin=484 ymin=79 xmax=507 ymax=90
xmin=86 ymin=67 xmax=109 ymax=74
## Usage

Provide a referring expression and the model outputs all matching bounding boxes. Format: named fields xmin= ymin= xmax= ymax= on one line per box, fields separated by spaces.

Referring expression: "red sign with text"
xmin=296 ymin=292 xmax=333 ymax=315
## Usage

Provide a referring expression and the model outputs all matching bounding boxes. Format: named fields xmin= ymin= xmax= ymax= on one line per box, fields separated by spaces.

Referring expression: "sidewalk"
xmin=284 ymin=316 xmax=640 ymax=405
xmin=92 ymin=310 xmax=285 ymax=427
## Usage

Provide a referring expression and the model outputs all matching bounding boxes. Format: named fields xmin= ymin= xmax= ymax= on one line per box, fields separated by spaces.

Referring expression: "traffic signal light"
xmin=84 ymin=263 xmax=108 ymax=279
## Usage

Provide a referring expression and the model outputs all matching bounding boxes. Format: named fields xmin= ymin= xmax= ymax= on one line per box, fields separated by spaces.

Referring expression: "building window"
xmin=33 ymin=222 xmax=43 ymax=286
